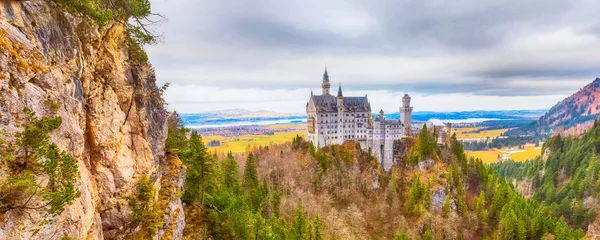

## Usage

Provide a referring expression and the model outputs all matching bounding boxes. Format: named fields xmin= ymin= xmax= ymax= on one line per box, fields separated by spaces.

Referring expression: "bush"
xmin=130 ymin=175 xmax=163 ymax=238
xmin=0 ymin=108 xmax=80 ymax=221
xmin=52 ymin=0 xmax=161 ymax=62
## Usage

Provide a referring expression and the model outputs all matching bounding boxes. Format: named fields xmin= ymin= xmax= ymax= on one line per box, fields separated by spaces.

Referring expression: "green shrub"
xmin=130 ymin=175 xmax=163 ymax=237
xmin=52 ymin=0 xmax=160 ymax=62
xmin=0 ymin=108 xmax=80 ymax=221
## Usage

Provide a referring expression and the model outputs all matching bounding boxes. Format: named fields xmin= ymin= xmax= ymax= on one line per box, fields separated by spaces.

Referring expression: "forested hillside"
xmin=507 ymin=78 xmax=600 ymax=138
xmin=168 ymin=114 xmax=582 ymax=239
xmin=492 ymin=120 xmax=600 ymax=238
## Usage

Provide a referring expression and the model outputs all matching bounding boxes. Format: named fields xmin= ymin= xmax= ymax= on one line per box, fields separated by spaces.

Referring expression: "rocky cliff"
xmin=0 ymin=0 xmax=184 ymax=239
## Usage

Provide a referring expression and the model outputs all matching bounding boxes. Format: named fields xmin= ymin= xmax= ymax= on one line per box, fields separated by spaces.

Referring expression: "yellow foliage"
xmin=0 ymin=29 xmax=46 ymax=76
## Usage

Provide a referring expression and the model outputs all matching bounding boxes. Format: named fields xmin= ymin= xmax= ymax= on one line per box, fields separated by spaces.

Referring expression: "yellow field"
xmin=466 ymin=145 xmax=541 ymax=164
xmin=266 ymin=123 xmax=307 ymax=131
xmin=454 ymin=127 xmax=508 ymax=139
xmin=203 ymin=131 xmax=306 ymax=154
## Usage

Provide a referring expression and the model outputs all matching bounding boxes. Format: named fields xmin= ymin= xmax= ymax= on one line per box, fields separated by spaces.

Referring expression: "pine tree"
xmin=473 ymin=191 xmax=489 ymax=230
xmin=407 ymin=177 xmax=423 ymax=215
xmin=442 ymin=195 xmax=452 ymax=217
xmin=418 ymin=124 xmax=432 ymax=158
xmin=182 ymin=131 xmax=214 ymax=205
xmin=290 ymin=204 xmax=309 ymax=240
xmin=312 ymin=215 xmax=324 ymax=240
xmin=450 ymin=133 xmax=467 ymax=172
xmin=243 ymin=153 xmax=259 ymax=190
xmin=166 ymin=111 xmax=189 ymax=152
xmin=221 ymin=153 xmax=240 ymax=193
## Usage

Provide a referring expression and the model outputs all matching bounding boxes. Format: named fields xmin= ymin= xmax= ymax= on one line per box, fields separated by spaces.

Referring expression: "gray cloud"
xmin=147 ymin=0 xmax=600 ymax=112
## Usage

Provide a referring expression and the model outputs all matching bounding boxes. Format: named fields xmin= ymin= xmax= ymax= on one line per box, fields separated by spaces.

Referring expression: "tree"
xmin=418 ymin=124 xmax=433 ymax=158
xmin=165 ymin=111 xmax=188 ymax=152
xmin=407 ymin=177 xmax=424 ymax=215
xmin=450 ymin=133 xmax=467 ymax=172
xmin=130 ymin=175 xmax=163 ymax=237
xmin=473 ymin=191 xmax=489 ymax=230
xmin=0 ymin=108 xmax=80 ymax=219
xmin=182 ymin=131 xmax=214 ymax=205
xmin=442 ymin=195 xmax=452 ymax=217
xmin=312 ymin=215 xmax=324 ymax=240
xmin=290 ymin=204 xmax=309 ymax=240
xmin=243 ymin=153 xmax=259 ymax=191
xmin=52 ymin=0 xmax=163 ymax=62
xmin=221 ymin=153 xmax=240 ymax=193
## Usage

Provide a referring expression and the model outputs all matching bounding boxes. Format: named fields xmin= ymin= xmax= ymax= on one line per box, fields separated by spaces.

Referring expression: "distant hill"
xmin=182 ymin=109 xmax=546 ymax=128
xmin=508 ymin=78 xmax=600 ymax=137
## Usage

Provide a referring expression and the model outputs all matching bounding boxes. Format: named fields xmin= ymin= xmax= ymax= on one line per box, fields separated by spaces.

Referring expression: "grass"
xmin=454 ymin=127 xmax=508 ymax=139
xmin=466 ymin=144 xmax=542 ymax=164
xmin=204 ymin=131 xmax=306 ymax=154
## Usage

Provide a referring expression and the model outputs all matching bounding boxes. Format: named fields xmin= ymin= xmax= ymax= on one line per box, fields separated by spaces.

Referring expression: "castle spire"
xmin=337 ymin=83 xmax=343 ymax=97
xmin=321 ymin=66 xmax=331 ymax=95
xmin=323 ymin=66 xmax=329 ymax=83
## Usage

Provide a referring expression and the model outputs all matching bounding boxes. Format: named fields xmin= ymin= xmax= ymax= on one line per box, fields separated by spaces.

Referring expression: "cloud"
xmin=147 ymin=0 xmax=600 ymax=112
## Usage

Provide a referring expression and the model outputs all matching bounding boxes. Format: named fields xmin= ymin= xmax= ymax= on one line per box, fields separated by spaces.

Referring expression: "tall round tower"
xmin=400 ymin=94 xmax=413 ymax=135
xmin=322 ymin=67 xmax=330 ymax=95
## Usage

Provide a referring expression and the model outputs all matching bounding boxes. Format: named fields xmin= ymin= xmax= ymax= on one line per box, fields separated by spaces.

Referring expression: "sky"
xmin=146 ymin=0 xmax=600 ymax=114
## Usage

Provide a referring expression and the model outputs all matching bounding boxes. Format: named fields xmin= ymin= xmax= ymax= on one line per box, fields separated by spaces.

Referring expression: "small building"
xmin=425 ymin=118 xmax=452 ymax=145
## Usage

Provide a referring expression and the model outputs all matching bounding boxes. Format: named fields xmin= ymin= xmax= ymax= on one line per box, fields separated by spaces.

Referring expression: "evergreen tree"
xmin=243 ymin=153 xmax=259 ymax=190
xmin=450 ymin=133 xmax=467 ymax=172
xmin=182 ymin=131 xmax=214 ymax=205
xmin=312 ymin=215 xmax=324 ymax=240
xmin=165 ymin=111 xmax=189 ymax=151
xmin=290 ymin=204 xmax=309 ymax=240
xmin=418 ymin=124 xmax=433 ymax=158
xmin=473 ymin=191 xmax=489 ymax=230
xmin=442 ymin=195 xmax=452 ymax=217
xmin=407 ymin=177 xmax=423 ymax=215
xmin=221 ymin=152 xmax=241 ymax=193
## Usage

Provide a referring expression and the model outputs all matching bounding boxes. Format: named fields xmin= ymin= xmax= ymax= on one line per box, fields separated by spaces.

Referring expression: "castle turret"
xmin=337 ymin=83 xmax=344 ymax=143
xmin=400 ymin=94 xmax=413 ymax=135
xmin=322 ymin=67 xmax=330 ymax=95
xmin=378 ymin=109 xmax=385 ymax=120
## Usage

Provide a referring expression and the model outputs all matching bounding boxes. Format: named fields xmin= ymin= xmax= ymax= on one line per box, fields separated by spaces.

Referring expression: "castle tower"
xmin=337 ymin=83 xmax=344 ymax=144
xmin=322 ymin=67 xmax=331 ymax=95
xmin=400 ymin=94 xmax=413 ymax=135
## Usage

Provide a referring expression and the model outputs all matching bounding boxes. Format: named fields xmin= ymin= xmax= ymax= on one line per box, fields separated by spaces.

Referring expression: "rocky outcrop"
xmin=0 ymin=0 xmax=183 ymax=239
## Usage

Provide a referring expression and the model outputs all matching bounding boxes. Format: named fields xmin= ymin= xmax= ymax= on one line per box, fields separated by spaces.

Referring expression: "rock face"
xmin=0 ymin=1 xmax=184 ymax=239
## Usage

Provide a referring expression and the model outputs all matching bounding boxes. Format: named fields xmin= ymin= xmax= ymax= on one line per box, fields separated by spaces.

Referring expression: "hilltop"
xmin=508 ymin=78 xmax=600 ymax=137
xmin=177 ymin=123 xmax=582 ymax=239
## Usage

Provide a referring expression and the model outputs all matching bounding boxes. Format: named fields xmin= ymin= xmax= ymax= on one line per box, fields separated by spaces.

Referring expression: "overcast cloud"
xmin=147 ymin=0 xmax=600 ymax=113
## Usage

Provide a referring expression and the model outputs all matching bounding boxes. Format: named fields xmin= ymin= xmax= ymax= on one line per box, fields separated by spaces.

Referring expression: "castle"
xmin=306 ymin=68 xmax=413 ymax=170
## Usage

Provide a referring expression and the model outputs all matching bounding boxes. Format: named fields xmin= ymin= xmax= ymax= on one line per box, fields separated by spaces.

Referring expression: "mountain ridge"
xmin=508 ymin=77 xmax=600 ymax=137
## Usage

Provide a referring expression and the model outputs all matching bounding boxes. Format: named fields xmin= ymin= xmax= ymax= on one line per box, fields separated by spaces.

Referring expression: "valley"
xmin=200 ymin=123 xmax=543 ymax=164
